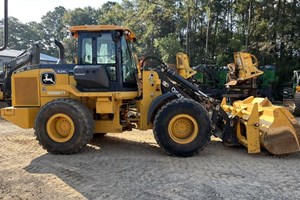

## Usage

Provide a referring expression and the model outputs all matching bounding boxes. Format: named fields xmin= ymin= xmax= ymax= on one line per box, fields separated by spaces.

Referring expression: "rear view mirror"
xmin=0 ymin=0 xmax=8 ymax=51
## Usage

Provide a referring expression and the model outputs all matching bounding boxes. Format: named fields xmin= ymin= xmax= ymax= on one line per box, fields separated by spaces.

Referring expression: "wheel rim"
xmin=46 ymin=113 xmax=75 ymax=143
xmin=168 ymin=114 xmax=198 ymax=144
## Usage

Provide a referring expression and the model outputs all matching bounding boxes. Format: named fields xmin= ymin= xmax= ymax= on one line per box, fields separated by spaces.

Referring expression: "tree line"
xmin=1 ymin=0 xmax=300 ymax=87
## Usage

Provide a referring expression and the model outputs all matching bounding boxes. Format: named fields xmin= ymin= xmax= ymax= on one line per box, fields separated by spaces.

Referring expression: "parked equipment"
xmin=175 ymin=52 xmax=275 ymax=101
xmin=176 ymin=52 xmax=197 ymax=79
xmin=213 ymin=96 xmax=300 ymax=155
xmin=0 ymin=44 xmax=40 ymax=108
xmin=283 ymin=70 xmax=300 ymax=115
xmin=293 ymin=70 xmax=300 ymax=115
xmin=0 ymin=1 xmax=299 ymax=156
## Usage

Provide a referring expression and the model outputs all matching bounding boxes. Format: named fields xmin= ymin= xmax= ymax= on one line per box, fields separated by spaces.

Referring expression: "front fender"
xmin=147 ymin=92 xmax=177 ymax=124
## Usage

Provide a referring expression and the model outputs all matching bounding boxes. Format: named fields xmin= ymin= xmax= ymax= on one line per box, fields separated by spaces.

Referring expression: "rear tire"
xmin=294 ymin=92 xmax=300 ymax=116
xmin=35 ymin=98 xmax=94 ymax=154
xmin=153 ymin=98 xmax=211 ymax=157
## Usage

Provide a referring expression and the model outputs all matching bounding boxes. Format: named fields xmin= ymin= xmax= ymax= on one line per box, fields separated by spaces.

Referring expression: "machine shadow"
xmin=23 ymin=135 xmax=167 ymax=199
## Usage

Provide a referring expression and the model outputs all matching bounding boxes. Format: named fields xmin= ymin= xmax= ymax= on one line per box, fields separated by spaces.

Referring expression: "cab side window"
xmin=121 ymin=37 xmax=136 ymax=84
xmin=81 ymin=38 xmax=92 ymax=64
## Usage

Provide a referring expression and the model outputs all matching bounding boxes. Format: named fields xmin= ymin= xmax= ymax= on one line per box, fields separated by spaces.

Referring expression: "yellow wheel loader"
xmin=0 ymin=1 xmax=299 ymax=156
xmin=1 ymin=25 xmax=213 ymax=157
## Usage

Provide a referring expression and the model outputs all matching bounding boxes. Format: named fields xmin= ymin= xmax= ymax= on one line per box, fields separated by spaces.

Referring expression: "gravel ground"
xmin=0 ymin=118 xmax=299 ymax=200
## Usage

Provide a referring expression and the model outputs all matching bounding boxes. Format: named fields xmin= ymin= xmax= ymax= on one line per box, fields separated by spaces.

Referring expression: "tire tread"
xmin=153 ymin=98 xmax=211 ymax=157
xmin=34 ymin=98 xmax=94 ymax=154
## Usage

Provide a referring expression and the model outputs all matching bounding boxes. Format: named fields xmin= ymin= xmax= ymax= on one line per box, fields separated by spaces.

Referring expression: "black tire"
xmin=34 ymin=98 xmax=94 ymax=154
xmin=294 ymin=92 xmax=300 ymax=116
xmin=153 ymin=98 xmax=211 ymax=157
xmin=93 ymin=133 xmax=107 ymax=138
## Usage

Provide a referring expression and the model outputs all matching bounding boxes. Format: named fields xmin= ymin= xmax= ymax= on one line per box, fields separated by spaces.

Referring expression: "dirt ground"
xmin=0 ymin=118 xmax=299 ymax=200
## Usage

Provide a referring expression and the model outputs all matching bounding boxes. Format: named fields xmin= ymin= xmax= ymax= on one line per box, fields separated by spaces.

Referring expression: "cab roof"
xmin=69 ymin=25 xmax=136 ymax=42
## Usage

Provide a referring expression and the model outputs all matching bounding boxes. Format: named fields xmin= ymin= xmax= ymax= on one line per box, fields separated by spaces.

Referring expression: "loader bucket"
xmin=221 ymin=96 xmax=300 ymax=155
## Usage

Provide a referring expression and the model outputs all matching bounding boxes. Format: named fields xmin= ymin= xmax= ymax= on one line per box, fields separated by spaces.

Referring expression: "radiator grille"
xmin=14 ymin=77 xmax=39 ymax=106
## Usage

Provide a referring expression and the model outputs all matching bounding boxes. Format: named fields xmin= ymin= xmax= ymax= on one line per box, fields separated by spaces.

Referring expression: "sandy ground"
xmin=0 ymin=118 xmax=299 ymax=200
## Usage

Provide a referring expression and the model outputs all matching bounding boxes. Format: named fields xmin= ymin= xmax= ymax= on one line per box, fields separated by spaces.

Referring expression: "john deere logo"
xmin=42 ymin=73 xmax=56 ymax=85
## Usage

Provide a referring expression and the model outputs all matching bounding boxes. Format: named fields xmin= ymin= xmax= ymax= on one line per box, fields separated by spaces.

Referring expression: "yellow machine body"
xmin=221 ymin=96 xmax=300 ymax=155
xmin=176 ymin=52 xmax=197 ymax=79
xmin=1 ymin=68 xmax=162 ymax=132
xmin=0 ymin=25 xmax=162 ymax=132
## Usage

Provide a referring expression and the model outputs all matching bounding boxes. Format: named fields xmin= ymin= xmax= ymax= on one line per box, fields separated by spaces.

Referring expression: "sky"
xmin=7 ymin=0 xmax=122 ymax=23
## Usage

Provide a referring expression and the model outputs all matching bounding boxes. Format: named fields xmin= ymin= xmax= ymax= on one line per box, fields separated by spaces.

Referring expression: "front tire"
xmin=153 ymin=98 xmax=211 ymax=157
xmin=35 ymin=98 xmax=94 ymax=154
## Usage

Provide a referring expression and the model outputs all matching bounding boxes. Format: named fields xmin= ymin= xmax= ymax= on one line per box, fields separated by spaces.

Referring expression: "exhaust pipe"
xmin=30 ymin=44 xmax=40 ymax=65
xmin=54 ymin=40 xmax=67 ymax=64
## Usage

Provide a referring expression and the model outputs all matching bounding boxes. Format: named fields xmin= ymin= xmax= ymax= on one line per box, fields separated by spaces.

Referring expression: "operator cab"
xmin=70 ymin=25 xmax=138 ymax=92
